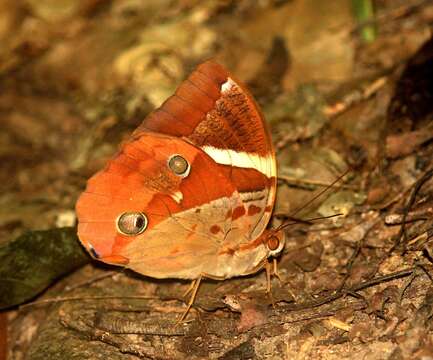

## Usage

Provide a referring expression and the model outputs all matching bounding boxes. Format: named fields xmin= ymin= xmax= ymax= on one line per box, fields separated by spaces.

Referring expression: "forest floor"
xmin=2 ymin=0 xmax=433 ymax=359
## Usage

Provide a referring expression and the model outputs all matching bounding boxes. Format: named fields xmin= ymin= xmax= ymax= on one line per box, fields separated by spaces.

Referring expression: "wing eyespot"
xmin=117 ymin=212 xmax=148 ymax=236
xmin=168 ymin=154 xmax=191 ymax=178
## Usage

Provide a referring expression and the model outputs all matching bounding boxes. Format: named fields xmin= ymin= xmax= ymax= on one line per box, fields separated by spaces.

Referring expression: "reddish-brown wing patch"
xmin=135 ymin=61 xmax=273 ymax=158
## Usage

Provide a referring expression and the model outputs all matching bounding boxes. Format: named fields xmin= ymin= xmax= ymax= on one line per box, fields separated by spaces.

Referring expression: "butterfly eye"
xmin=266 ymin=232 xmax=285 ymax=257
xmin=267 ymin=235 xmax=280 ymax=251
xmin=168 ymin=154 xmax=190 ymax=177
xmin=117 ymin=212 xmax=148 ymax=236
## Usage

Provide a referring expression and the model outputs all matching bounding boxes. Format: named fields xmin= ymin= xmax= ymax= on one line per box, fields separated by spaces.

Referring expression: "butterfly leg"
xmin=265 ymin=258 xmax=283 ymax=291
xmin=178 ymin=273 xmax=227 ymax=323
xmin=265 ymin=260 xmax=271 ymax=293
xmin=179 ymin=276 xmax=202 ymax=322
xmin=265 ymin=260 xmax=276 ymax=307
xmin=182 ymin=280 xmax=197 ymax=298
xmin=272 ymin=258 xmax=283 ymax=284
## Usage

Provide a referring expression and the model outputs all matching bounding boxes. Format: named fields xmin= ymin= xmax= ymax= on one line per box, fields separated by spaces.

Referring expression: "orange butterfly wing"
xmin=76 ymin=61 xmax=278 ymax=280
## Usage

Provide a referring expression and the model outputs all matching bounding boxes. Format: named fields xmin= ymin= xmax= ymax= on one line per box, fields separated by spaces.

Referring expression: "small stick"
xmin=390 ymin=168 xmax=433 ymax=253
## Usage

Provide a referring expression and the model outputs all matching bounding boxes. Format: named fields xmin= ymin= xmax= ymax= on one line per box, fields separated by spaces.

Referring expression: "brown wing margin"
xmin=134 ymin=61 xmax=228 ymax=137
xmin=134 ymin=61 xmax=273 ymax=158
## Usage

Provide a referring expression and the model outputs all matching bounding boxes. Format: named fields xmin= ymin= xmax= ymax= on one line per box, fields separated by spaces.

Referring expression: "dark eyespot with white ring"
xmin=117 ymin=212 xmax=148 ymax=236
xmin=168 ymin=154 xmax=190 ymax=177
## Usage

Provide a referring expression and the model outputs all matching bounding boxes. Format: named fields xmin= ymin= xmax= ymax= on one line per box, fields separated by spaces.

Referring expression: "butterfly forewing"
xmin=136 ymin=61 xmax=277 ymax=241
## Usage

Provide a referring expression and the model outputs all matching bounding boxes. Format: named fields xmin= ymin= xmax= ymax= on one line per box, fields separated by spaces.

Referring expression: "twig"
xmin=324 ymin=76 xmax=388 ymax=119
xmin=64 ymin=271 xmax=118 ymax=292
xmin=274 ymin=274 xmax=418 ymax=326
xmin=385 ymin=210 xmax=431 ymax=225
xmin=20 ymin=295 xmax=159 ymax=309
xmin=337 ymin=241 xmax=362 ymax=293
xmin=398 ymin=263 xmax=433 ymax=303
xmin=350 ymin=0 xmax=432 ymax=35
xmin=390 ymin=168 xmax=433 ymax=253
xmin=283 ymin=268 xmax=415 ymax=312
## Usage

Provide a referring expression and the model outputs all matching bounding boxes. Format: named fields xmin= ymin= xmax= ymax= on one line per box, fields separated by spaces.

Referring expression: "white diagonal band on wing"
xmin=201 ymin=145 xmax=273 ymax=177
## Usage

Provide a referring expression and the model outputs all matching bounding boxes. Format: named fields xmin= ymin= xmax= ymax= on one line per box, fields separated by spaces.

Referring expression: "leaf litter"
xmin=2 ymin=0 xmax=433 ymax=359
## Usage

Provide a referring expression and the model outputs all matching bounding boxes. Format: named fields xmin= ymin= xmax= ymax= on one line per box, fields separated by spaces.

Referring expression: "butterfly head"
xmin=263 ymin=229 xmax=285 ymax=258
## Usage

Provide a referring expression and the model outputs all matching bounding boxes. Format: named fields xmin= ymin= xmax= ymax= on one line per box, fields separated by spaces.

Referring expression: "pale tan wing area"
xmin=123 ymin=195 xmax=268 ymax=279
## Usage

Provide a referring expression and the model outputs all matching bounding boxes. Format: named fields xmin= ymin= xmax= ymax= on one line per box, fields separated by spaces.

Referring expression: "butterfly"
xmin=75 ymin=60 xmax=285 ymax=319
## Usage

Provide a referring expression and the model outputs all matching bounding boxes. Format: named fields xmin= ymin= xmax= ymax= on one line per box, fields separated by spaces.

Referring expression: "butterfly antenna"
xmin=275 ymin=168 xmax=351 ymax=232
xmin=289 ymin=168 xmax=350 ymax=217
xmin=276 ymin=213 xmax=344 ymax=232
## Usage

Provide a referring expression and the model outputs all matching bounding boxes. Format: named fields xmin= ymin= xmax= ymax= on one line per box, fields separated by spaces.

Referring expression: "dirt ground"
xmin=2 ymin=0 xmax=433 ymax=359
